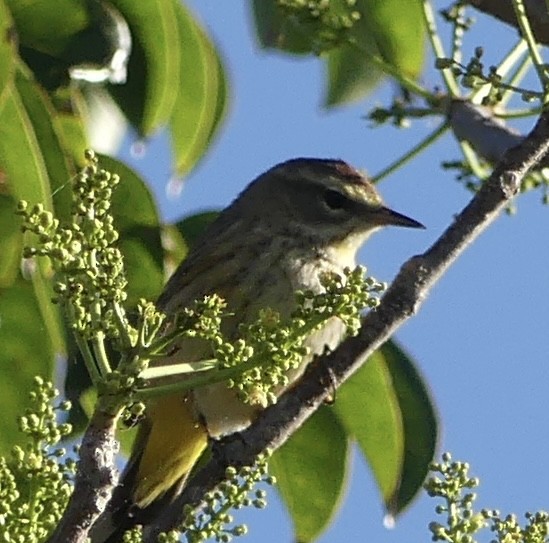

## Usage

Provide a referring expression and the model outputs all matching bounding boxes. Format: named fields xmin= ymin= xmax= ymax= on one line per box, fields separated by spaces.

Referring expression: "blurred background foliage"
xmin=0 ymin=1 xmax=436 ymax=540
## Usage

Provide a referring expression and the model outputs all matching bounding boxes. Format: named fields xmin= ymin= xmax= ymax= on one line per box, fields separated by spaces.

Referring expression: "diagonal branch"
xmin=143 ymin=110 xmax=549 ymax=541
xmin=48 ymin=408 xmax=120 ymax=543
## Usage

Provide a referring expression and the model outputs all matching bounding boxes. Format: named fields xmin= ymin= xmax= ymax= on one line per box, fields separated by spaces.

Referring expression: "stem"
xmin=91 ymin=332 xmax=112 ymax=376
xmin=140 ymin=359 xmax=218 ymax=380
xmin=498 ymin=44 xmax=532 ymax=107
xmin=495 ymin=39 xmax=528 ymax=80
xmin=459 ymin=140 xmax=491 ymax=179
xmin=512 ymin=0 xmax=548 ymax=94
xmin=112 ymin=301 xmax=136 ymax=349
xmin=495 ymin=107 xmax=542 ymax=119
xmin=75 ymin=333 xmax=101 ymax=383
xmin=422 ymin=0 xmax=461 ymax=96
xmin=372 ymin=122 xmax=449 ymax=183
xmin=450 ymin=2 xmax=466 ymax=65
xmin=47 ymin=406 xmax=122 ymax=543
xmin=30 ymin=264 xmax=66 ymax=356
xmin=468 ymin=38 xmax=529 ymax=105
xmin=137 ymin=312 xmax=338 ymax=399
xmin=64 ymin=300 xmax=102 ymax=382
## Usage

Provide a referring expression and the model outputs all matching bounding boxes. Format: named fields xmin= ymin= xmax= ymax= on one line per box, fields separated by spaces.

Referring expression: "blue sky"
xmin=120 ymin=2 xmax=549 ymax=542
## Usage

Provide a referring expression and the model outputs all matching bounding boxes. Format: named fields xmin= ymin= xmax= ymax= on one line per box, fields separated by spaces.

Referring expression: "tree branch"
xmin=48 ymin=408 xmax=120 ymax=543
xmin=449 ymin=100 xmax=524 ymax=164
xmin=143 ymin=110 xmax=549 ymax=541
xmin=470 ymin=0 xmax=549 ymax=46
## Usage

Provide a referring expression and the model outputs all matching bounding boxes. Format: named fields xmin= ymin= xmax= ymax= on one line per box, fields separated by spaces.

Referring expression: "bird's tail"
xmin=90 ymin=394 xmax=209 ymax=543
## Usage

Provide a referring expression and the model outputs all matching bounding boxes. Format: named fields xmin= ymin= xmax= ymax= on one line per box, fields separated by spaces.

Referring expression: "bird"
xmin=92 ymin=157 xmax=424 ymax=541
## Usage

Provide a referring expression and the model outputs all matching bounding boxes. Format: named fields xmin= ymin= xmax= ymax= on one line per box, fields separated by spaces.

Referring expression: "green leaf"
xmin=109 ymin=0 xmax=180 ymax=135
xmin=333 ymin=348 xmax=404 ymax=503
xmin=334 ymin=340 xmax=437 ymax=517
xmin=250 ymin=0 xmax=425 ymax=106
xmin=0 ymin=66 xmax=68 ymax=382
xmin=53 ymin=87 xmax=90 ymax=161
xmin=326 ymin=0 xmax=424 ymax=106
xmin=14 ymin=64 xmax=74 ymax=218
xmin=358 ymin=0 xmax=424 ymax=77
xmin=5 ymin=0 xmax=88 ymax=58
xmin=380 ymin=339 xmax=437 ymax=514
xmin=174 ymin=210 xmax=219 ymax=250
xmin=324 ymin=31 xmax=383 ymax=107
xmin=0 ymin=0 xmax=16 ymax=106
xmin=169 ymin=2 xmax=228 ymax=176
xmin=162 ymin=224 xmax=188 ymax=275
xmin=0 ymin=78 xmax=52 ymax=208
xmin=0 ymin=195 xmax=22 ymax=287
xmin=270 ymin=406 xmax=349 ymax=543
xmin=0 ymin=277 xmax=56 ymax=455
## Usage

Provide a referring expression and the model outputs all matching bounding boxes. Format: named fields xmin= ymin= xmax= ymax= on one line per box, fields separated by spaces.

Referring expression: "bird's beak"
xmin=370 ymin=206 xmax=425 ymax=229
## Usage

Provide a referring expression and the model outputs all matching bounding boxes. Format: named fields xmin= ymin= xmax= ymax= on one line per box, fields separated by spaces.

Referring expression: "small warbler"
xmin=94 ymin=157 xmax=423 ymax=541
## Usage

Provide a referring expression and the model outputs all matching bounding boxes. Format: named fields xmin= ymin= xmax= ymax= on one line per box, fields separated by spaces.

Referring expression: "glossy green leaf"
xmin=175 ymin=210 xmax=219 ymax=250
xmin=333 ymin=348 xmax=404 ymax=503
xmin=169 ymin=2 xmax=228 ymax=176
xmin=109 ymin=0 xmax=180 ymax=135
xmin=334 ymin=339 xmax=437 ymax=517
xmin=324 ymin=30 xmax=382 ymax=107
xmin=252 ymin=0 xmax=311 ymax=53
xmin=5 ymin=0 xmax=88 ymax=57
xmin=359 ymin=0 xmax=424 ymax=77
xmin=14 ymin=65 xmax=74 ymax=217
xmin=0 ymin=277 xmax=57 ymax=455
xmin=380 ymin=339 xmax=437 ymax=514
xmin=0 ymin=66 xmax=67 ymax=384
xmin=0 ymin=79 xmax=51 ymax=208
xmin=270 ymin=406 xmax=349 ymax=543
xmin=0 ymin=195 xmax=22 ymax=287
xmin=0 ymin=0 xmax=16 ymax=106
xmin=251 ymin=0 xmax=425 ymax=106
xmin=326 ymin=0 xmax=424 ymax=106
xmin=118 ymin=235 xmax=164 ymax=303
xmin=53 ymin=87 xmax=90 ymax=161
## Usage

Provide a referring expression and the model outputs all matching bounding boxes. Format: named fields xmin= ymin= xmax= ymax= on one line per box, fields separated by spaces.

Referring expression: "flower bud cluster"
xmin=0 ymin=377 xmax=76 ymax=541
xmin=425 ymin=452 xmax=484 ymax=543
xmin=177 ymin=453 xmax=273 ymax=543
xmin=17 ymin=150 xmax=128 ymax=340
xmin=425 ymin=453 xmax=549 ymax=543
xmin=277 ymin=0 xmax=361 ymax=54
xmin=229 ymin=266 xmax=384 ymax=407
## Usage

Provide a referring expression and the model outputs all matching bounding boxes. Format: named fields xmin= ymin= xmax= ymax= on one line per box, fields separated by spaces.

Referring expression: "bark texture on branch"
xmin=48 ymin=409 xmax=120 ymax=543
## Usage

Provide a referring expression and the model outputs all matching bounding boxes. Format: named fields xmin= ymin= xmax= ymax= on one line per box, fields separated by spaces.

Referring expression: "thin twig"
xmin=372 ymin=122 xmax=449 ymax=183
xmin=422 ymin=0 xmax=461 ymax=96
xmin=512 ymin=0 xmax=548 ymax=91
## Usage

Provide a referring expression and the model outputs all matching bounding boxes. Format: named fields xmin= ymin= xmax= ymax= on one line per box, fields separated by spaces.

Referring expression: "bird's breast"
xmin=193 ymin=243 xmax=352 ymax=438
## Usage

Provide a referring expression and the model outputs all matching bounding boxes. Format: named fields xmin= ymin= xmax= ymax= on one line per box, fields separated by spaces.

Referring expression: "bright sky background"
xmin=120 ymin=2 xmax=549 ymax=542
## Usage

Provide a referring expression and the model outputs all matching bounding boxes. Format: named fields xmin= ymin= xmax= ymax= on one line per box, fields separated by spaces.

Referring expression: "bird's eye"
xmin=323 ymin=189 xmax=349 ymax=211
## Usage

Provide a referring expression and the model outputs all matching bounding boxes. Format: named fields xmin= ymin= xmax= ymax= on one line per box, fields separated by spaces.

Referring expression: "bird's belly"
xmin=194 ymin=255 xmax=348 ymax=439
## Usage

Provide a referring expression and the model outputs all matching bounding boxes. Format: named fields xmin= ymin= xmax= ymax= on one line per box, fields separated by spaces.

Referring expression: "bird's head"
xmin=232 ymin=158 xmax=423 ymax=258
